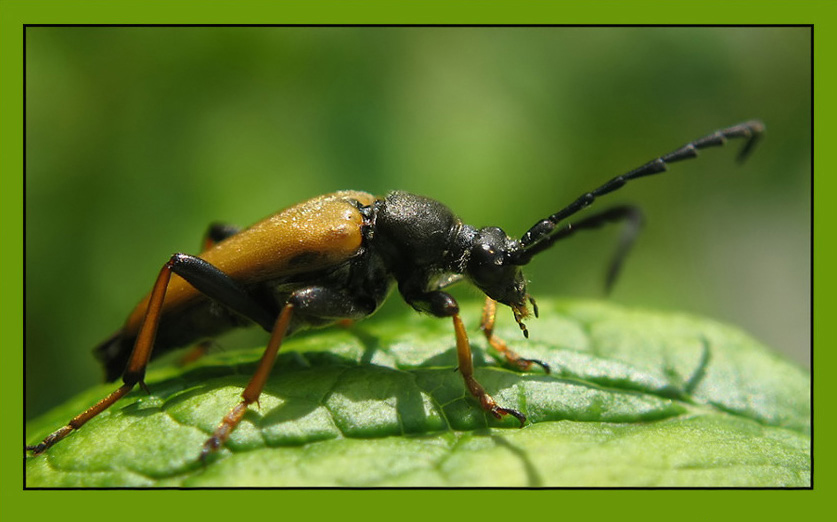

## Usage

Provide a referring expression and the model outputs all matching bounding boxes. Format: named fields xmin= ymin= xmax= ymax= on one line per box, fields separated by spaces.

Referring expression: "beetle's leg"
xmin=163 ymin=253 xmax=277 ymax=330
xmin=25 ymin=383 xmax=136 ymax=455
xmin=27 ymin=253 xmax=276 ymax=456
xmin=179 ymin=340 xmax=214 ymax=366
xmin=480 ymin=297 xmax=550 ymax=374
xmin=201 ymin=222 xmax=241 ymax=252
xmin=453 ymin=312 xmax=526 ymax=427
xmin=200 ymin=285 xmax=380 ymax=459
xmin=26 ymin=255 xmax=177 ymax=455
xmin=172 ymin=223 xmax=245 ymax=366
xmin=401 ymin=286 xmax=525 ymax=427
xmin=201 ymin=303 xmax=295 ymax=460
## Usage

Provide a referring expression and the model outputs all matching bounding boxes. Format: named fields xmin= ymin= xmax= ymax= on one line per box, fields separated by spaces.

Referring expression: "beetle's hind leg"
xmin=28 ymin=254 xmax=187 ymax=455
xmin=27 ymin=252 xmax=278 ymax=456
xmin=480 ymin=297 xmax=550 ymax=374
xmin=173 ymin=223 xmax=246 ymax=368
xmin=201 ymin=222 xmax=242 ymax=252
xmin=178 ymin=340 xmax=215 ymax=366
xmin=26 ymin=253 xmax=187 ymax=455
xmin=170 ymin=222 xmax=246 ymax=368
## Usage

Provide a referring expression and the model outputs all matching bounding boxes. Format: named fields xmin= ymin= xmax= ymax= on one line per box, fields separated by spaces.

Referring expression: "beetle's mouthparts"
xmin=512 ymin=295 xmax=538 ymax=338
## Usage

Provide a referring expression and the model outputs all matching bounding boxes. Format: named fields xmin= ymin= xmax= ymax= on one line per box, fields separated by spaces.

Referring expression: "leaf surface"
xmin=25 ymin=300 xmax=810 ymax=487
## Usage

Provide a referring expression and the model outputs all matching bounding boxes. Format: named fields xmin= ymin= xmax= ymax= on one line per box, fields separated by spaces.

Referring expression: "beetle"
xmin=26 ymin=120 xmax=764 ymax=460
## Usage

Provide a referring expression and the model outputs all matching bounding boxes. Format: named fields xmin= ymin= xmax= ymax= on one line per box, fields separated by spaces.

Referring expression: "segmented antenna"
xmin=513 ymin=120 xmax=764 ymax=264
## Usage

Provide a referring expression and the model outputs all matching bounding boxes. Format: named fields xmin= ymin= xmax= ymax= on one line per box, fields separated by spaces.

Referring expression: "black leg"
xmin=27 ymin=252 xmax=275 ymax=456
xmin=166 ymin=253 xmax=275 ymax=331
xmin=202 ymin=222 xmax=241 ymax=251
xmin=287 ymin=285 xmax=379 ymax=322
xmin=199 ymin=284 xmax=386 ymax=459
xmin=401 ymin=286 xmax=526 ymax=427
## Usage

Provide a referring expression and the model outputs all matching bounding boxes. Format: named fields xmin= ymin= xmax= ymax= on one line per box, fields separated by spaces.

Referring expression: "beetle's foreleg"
xmin=480 ymin=297 xmax=550 ymax=373
xmin=400 ymin=286 xmax=526 ymax=426
xmin=200 ymin=303 xmax=295 ymax=460
xmin=453 ymin=313 xmax=526 ymax=427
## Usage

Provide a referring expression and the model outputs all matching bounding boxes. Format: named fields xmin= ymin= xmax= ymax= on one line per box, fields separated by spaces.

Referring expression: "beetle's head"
xmin=467 ymin=226 xmax=538 ymax=337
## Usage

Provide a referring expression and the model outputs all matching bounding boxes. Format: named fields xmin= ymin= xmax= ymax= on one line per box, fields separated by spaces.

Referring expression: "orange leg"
xmin=200 ymin=303 xmax=295 ymax=460
xmin=26 ymin=256 xmax=175 ymax=455
xmin=453 ymin=314 xmax=525 ymax=427
xmin=179 ymin=340 xmax=213 ymax=366
xmin=27 ymin=252 xmax=277 ymax=457
xmin=480 ymin=297 xmax=550 ymax=373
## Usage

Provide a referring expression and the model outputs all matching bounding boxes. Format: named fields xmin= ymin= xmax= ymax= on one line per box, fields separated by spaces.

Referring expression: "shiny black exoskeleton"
xmin=28 ymin=121 xmax=764 ymax=459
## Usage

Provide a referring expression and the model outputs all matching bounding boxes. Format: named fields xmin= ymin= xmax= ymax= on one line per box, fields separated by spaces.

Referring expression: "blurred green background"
xmin=25 ymin=27 xmax=810 ymax=419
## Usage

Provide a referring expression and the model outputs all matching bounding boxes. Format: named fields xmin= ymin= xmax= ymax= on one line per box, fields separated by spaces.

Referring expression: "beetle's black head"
xmin=467 ymin=226 xmax=538 ymax=336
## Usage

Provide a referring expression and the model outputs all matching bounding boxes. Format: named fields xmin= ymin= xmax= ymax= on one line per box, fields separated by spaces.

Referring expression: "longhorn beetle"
xmin=26 ymin=120 xmax=764 ymax=460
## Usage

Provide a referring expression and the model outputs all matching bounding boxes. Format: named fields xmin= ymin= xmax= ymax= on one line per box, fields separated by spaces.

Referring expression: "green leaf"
xmin=25 ymin=300 xmax=810 ymax=487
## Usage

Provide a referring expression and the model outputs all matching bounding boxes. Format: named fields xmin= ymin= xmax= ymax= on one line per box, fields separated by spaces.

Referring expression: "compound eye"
xmin=471 ymin=258 xmax=504 ymax=290
xmin=474 ymin=243 xmax=503 ymax=267
xmin=469 ymin=229 xmax=512 ymax=288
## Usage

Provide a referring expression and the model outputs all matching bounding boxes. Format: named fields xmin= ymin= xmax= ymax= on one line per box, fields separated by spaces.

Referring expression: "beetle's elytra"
xmin=27 ymin=121 xmax=764 ymax=460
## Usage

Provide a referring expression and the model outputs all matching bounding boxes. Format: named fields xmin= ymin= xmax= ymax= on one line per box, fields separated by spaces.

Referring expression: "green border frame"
xmin=3 ymin=0 xmax=825 ymax=518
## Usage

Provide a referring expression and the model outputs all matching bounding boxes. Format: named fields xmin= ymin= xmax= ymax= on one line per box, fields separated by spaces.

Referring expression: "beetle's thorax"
xmin=373 ymin=191 xmax=468 ymax=275
xmin=372 ymin=191 xmax=530 ymax=310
